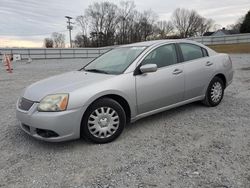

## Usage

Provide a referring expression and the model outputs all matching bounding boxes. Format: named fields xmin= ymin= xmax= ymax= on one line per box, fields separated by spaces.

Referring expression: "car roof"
xmin=115 ymin=39 xmax=216 ymax=56
xmin=121 ymin=39 xmax=199 ymax=47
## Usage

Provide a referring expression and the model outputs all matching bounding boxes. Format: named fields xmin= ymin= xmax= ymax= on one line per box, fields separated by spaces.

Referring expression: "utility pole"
xmin=65 ymin=16 xmax=73 ymax=48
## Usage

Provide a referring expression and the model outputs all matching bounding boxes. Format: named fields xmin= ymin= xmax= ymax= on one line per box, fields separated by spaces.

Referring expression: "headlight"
xmin=37 ymin=94 xmax=69 ymax=112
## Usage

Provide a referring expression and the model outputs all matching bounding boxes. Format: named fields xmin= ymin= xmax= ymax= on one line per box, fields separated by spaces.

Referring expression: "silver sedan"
xmin=16 ymin=40 xmax=233 ymax=143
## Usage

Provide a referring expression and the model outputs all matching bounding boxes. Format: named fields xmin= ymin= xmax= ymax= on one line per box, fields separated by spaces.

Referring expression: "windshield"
xmin=84 ymin=46 xmax=146 ymax=74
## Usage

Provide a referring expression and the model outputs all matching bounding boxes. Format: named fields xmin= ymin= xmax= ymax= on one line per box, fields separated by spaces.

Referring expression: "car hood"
xmin=23 ymin=71 xmax=114 ymax=101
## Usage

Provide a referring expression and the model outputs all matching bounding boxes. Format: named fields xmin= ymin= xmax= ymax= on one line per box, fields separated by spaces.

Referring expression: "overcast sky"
xmin=0 ymin=0 xmax=249 ymax=47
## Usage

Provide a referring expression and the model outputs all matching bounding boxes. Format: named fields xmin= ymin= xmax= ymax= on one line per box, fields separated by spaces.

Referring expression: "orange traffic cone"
xmin=3 ymin=54 xmax=13 ymax=73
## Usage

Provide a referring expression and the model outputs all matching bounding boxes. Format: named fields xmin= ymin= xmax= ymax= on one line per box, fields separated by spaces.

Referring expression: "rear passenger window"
xmin=179 ymin=43 xmax=203 ymax=61
xmin=142 ymin=44 xmax=178 ymax=68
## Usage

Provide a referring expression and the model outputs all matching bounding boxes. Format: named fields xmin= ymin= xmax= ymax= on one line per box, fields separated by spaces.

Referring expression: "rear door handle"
xmin=172 ymin=69 xmax=183 ymax=75
xmin=206 ymin=61 xmax=213 ymax=66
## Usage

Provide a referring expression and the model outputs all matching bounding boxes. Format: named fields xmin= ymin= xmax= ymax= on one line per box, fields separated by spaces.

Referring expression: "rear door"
xmin=178 ymin=43 xmax=215 ymax=100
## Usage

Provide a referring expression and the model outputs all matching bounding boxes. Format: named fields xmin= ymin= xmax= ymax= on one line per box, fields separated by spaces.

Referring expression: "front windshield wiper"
xmin=84 ymin=69 xmax=109 ymax=74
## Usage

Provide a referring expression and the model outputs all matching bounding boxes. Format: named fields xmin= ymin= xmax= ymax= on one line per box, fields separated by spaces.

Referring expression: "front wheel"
xmin=203 ymin=77 xmax=225 ymax=107
xmin=81 ymin=98 xmax=126 ymax=143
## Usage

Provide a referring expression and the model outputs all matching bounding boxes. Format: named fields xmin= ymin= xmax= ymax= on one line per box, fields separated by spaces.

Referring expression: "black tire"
xmin=81 ymin=98 xmax=126 ymax=144
xmin=203 ymin=76 xmax=225 ymax=107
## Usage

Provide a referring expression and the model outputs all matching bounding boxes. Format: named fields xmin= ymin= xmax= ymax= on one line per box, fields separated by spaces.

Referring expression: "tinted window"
xmin=179 ymin=43 xmax=203 ymax=61
xmin=141 ymin=44 xmax=178 ymax=68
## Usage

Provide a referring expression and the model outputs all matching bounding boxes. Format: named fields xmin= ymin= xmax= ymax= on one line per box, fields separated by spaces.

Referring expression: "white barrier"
xmin=1 ymin=34 xmax=249 ymax=61
xmin=0 ymin=47 xmax=112 ymax=61
xmin=189 ymin=33 xmax=250 ymax=45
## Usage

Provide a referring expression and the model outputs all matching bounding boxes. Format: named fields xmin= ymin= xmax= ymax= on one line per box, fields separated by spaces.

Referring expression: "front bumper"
xmin=16 ymin=101 xmax=86 ymax=142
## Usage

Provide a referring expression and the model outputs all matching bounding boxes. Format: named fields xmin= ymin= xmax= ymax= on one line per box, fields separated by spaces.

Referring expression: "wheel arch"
xmin=81 ymin=92 xmax=132 ymax=127
xmin=97 ymin=94 xmax=131 ymax=124
xmin=203 ymin=73 xmax=227 ymax=98
xmin=214 ymin=73 xmax=227 ymax=88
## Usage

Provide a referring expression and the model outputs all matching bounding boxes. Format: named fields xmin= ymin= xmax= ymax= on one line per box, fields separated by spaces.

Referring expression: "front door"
xmin=135 ymin=44 xmax=185 ymax=114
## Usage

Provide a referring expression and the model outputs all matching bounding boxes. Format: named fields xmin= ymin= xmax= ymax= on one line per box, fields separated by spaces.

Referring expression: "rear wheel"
xmin=81 ymin=98 xmax=126 ymax=143
xmin=203 ymin=77 xmax=225 ymax=107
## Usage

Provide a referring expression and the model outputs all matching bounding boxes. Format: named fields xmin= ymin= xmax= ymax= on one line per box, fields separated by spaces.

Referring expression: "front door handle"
xmin=172 ymin=69 xmax=183 ymax=75
xmin=206 ymin=61 xmax=213 ymax=66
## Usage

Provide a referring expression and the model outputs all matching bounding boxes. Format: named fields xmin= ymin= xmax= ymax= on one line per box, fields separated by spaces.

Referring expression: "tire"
xmin=81 ymin=98 xmax=126 ymax=144
xmin=203 ymin=76 xmax=225 ymax=107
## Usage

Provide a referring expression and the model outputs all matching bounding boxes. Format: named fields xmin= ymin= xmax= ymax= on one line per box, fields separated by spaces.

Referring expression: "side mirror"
xmin=140 ymin=64 xmax=157 ymax=74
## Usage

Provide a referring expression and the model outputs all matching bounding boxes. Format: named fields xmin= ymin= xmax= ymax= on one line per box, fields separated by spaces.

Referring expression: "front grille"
xmin=19 ymin=97 xmax=34 ymax=111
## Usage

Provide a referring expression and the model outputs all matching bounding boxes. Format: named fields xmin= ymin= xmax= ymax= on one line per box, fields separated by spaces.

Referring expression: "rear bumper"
xmin=16 ymin=102 xmax=86 ymax=142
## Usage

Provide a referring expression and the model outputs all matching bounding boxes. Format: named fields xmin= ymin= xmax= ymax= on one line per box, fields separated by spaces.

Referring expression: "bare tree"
xmin=74 ymin=33 xmax=90 ymax=47
xmin=172 ymin=8 xmax=204 ymax=38
xmin=76 ymin=15 xmax=89 ymax=37
xmin=126 ymin=10 xmax=142 ymax=43
xmin=52 ymin=32 xmax=65 ymax=48
xmin=85 ymin=1 xmax=119 ymax=46
xmin=44 ymin=38 xmax=53 ymax=48
xmin=75 ymin=16 xmax=89 ymax=47
xmin=155 ymin=21 xmax=174 ymax=38
xmin=116 ymin=1 xmax=136 ymax=44
xmin=198 ymin=18 xmax=214 ymax=36
xmin=139 ymin=10 xmax=158 ymax=41
xmin=74 ymin=2 xmax=216 ymax=46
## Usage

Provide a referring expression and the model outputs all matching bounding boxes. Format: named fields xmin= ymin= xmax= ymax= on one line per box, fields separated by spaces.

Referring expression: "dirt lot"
xmin=208 ymin=43 xmax=250 ymax=54
xmin=0 ymin=55 xmax=250 ymax=188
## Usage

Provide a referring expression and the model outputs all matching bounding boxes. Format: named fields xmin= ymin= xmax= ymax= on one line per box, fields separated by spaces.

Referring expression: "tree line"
xmin=74 ymin=1 xmax=214 ymax=47
xmin=44 ymin=1 xmax=250 ymax=48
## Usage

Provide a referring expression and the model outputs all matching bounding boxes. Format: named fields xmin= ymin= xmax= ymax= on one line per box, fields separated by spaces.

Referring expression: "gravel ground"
xmin=0 ymin=55 xmax=250 ymax=188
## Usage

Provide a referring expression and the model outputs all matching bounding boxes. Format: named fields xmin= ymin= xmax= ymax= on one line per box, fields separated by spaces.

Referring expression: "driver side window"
xmin=141 ymin=44 xmax=178 ymax=68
